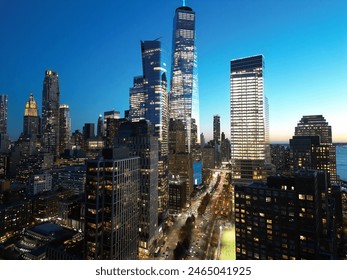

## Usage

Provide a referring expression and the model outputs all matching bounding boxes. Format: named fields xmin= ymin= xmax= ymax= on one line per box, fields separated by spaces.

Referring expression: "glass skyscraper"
xmin=230 ymin=55 xmax=270 ymax=183
xmin=130 ymin=40 xmax=169 ymax=221
xmin=42 ymin=70 xmax=60 ymax=158
xmin=169 ymin=5 xmax=200 ymax=152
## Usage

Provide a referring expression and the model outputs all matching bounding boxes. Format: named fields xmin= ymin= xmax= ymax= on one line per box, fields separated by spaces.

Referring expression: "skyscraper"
xmin=129 ymin=76 xmax=146 ymax=122
xmin=23 ymin=93 xmax=40 ymax=137
xmin=115 ymin=120 xmax=159 ymax=259
xmin=0 ymin=95 xmax=8 ymax=135
xmin=141 ymin=40 xmax=169 ymax=221
xmin=59 ymin=104 xmax=71 ymax=154
xmin=97 ymin=114 xmax=104 ymax=138
xmin=42 ymin=70 xmax=60 ymax=158
xmin=170 ymin=4 xmax=199 ymax=152
xmin=213 ymin=115 xmax=220 ymax=145
xmin=84 ymin=149 xmax=139 ymax=260
xmin=292 ymin=115 xmax=337 ymax=184
xmin=230 ymin=55 xmax=270 ymax=183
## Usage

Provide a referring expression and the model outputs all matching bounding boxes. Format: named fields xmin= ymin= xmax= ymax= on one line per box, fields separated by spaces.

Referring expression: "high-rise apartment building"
xmin=115 ymin=120 xmax=159 ymax=259
xmin=234 ymin=170 xmax=340 ymax=260
xmin=230 ymin=55 xmax=270 ymax=183
xmin=213 ymin=115 xmax=220 ymax=145
xmin=59 ymin=104 xmax=71 ymax=154
xmin=292 ymin=115 xmax=337 ymax=184
xmin=23 ymin=93 xmax=40 ymax=137
xmin=42 ymin=70 xmax=60 ymax=158
xmin=84 ymin=149 xmax=139 ymax=260
xmin=0 ymin=95 xmax=8 ymax=135
xmin=170 ymin=4 xmax=199 ymax=152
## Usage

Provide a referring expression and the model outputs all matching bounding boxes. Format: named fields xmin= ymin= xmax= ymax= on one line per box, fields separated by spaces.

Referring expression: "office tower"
xmin=170 ymin=4 xmax=200 ymax=152
xmin=213 ymin=115 xmax=220 ymax=145
xmin=292 ymin=115 xmax=337 ymax=184
xmin=200 ymin=133 xmax=205 ymax=148
xmin=221 ymin=133 xmax=231 ymax=163
xmin=234 ymin=170 xmax=339 ymax=260
xmin=84 ymin=149 xmax=139 ymax=260
xmin=202 ymin=144 xmax=215 ymax=169
xmin=59 ymin=104 xmax=71 ymax=154
xmin=82 ymin=123 xmax=95 ymax=142
xmin=168 ymin=119 xmax=193 ymax=203
xmin=141 ymin=40 xmax=169 ymax=221
xmin=168 ymin=174 xmax=187 ymax=215
xmin=97 ymin=114 xmax=104 ymax=138
xmin=104 ymin=110 xmax=122 ymax=147
xmin=129 ymin=76 xmax=146 ymax=122
xmin=115 ymin=120 xmax=159 ymax=259
xmin=71 ymin=130 xmax=83 ymax=149
xmin=230 ymin=55 xmax=270 ymax=183
xmin=23 ymin=93 xmax=40 ymax=137
xmin=42 ymin=70 xmax=60 ymax=158
xmin=104 ymin=110 xmax=120 ymax=128
xmin=0 ymin=95 xmax=8 ymax=134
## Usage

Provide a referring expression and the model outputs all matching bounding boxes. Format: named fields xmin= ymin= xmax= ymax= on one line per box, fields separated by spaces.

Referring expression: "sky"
xmin=0 ymin=0 xmax=346 ymax=143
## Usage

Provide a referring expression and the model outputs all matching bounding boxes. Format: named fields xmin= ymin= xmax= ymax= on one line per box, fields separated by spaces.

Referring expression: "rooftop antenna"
xmin=183 ymin=0 xmax=186 ymax=6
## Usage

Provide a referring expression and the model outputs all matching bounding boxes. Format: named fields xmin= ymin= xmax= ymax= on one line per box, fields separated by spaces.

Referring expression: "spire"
xmin=183 ymin=0 xmax=186 ymax=6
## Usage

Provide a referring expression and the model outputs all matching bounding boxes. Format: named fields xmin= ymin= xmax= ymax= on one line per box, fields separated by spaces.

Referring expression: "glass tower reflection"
xmin=169 ymin=5 xmax=200 ymax=152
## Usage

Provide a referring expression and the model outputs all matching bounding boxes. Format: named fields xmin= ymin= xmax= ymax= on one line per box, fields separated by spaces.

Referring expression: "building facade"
xmin=0 ymin=95 xmax=8 ymax=135
xmin=59 ymin=104 xmax=71 ymax=154
xmin=230 ymin=55 xmax=270 ymax=183
xmin=234 ymin=170 xmax=340 ymax=260
xmin=169 ymin=5 xmax=200 ymax=152
xmin=84 ymin=151 xmax=139 ymax=260
xmin=42 ymin=70 xmax=60 ymax=158
xmin=213 ymin=115 xmax=220 ymax=145
xmin=23 ymin=93 xmax=40 ymax=137
xmin=293 ymin=115 xmax=337 ymax=184
xmin=115 ymin=120 xmax=159 ymax=258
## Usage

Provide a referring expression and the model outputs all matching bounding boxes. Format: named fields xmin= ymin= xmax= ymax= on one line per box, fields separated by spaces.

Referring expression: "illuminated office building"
xmin=292 ymin=115 xmax=337 ymax=184
xmin=59 ymin=104 xmax=71 ymax=154
xmin=42 ymin=70 xmax=60 ymax=158
xmin=169 ymin=4 xmax=200 ymax=152
xmin=0 ymin=95 xmax=8 ymax=134
xmin=23 ymin=93 xmax=40 ymax=137
xmin=129 ymin=76 xmax=146 ymax=122
xmin=230 ymin=55 xmax=270 ymax=183
xmin=141 ymin=40 xmax=169 ymax=221
xmin=84 ymin=149 xmax=139 ymax=260
xmin=130 ymin=40 xmax=169 ymax=221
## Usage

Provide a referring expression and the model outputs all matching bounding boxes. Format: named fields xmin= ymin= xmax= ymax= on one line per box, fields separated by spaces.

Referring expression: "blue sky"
xmin=1 ymin=0 xmax=346 ymax=143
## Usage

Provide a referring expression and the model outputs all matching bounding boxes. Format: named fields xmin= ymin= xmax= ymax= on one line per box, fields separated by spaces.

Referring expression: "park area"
xmin=219 ymin=227 xmax=236 ymax=260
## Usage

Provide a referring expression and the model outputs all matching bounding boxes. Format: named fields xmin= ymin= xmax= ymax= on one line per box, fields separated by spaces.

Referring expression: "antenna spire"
xmin=183 ymin=0 xmax=186 ymax=6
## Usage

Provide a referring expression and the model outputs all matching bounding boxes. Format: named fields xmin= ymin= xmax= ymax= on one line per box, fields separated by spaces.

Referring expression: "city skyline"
xmin=1 ymin=0 xmax=346 ymax=142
